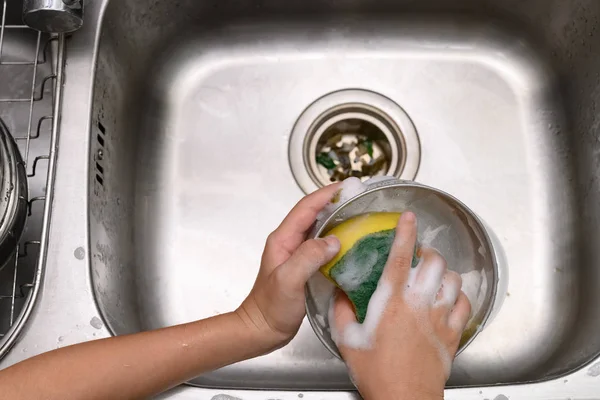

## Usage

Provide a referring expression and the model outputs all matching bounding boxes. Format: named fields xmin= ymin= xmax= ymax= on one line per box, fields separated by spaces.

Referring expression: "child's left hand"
xmin=236 ymin=184 xmax=341 ymax=352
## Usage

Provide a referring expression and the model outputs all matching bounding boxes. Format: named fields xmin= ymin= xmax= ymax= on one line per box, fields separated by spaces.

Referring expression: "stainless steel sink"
xmin=88 ymin=0 xmax=600 ymax=390
xmin=3 ymin=0 xmax=600 ymax=399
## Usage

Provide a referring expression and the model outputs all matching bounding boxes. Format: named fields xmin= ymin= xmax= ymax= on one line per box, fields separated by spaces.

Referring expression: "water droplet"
xmin=90 ymin=316 xmax=104 ymax=330
xmin=74 ymin=247 xmax=85 ymax=260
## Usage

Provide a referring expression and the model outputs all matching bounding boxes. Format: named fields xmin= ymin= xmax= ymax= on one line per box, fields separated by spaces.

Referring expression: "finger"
xmin=333 ymin=290 xmax=358 ymax=330
xmin=381 ymin=211 xmax=418 ymax=284
xmin=411 ymin=248 xmax=447 ymax=302
xmin=329 ymin=290 xmax=358 ymax=347
xmin=434 ymin=270 xmax=462 ymax=309
xmin=264 ymin=183 xmax=341 ymax=266
xmin=448 ymin=291 xmax=472 ymax=333
xmin=276 ymin=236 xmax=340 ymax=294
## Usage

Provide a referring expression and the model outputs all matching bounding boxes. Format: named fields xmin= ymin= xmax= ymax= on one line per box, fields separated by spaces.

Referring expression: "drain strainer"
xmin=289 ymin=89 xmax=420 ymax=193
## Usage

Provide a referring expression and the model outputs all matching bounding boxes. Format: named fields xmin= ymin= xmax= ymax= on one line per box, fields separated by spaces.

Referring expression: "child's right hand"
xmin=331 ymin=212 xmax=472 ymax=400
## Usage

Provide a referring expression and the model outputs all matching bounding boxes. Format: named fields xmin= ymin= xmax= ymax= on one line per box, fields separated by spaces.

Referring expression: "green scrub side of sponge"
xmin=329 ymin=229 xmax=420 ymax=323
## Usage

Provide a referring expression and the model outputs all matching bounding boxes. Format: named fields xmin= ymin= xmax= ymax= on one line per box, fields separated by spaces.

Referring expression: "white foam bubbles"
xmin=328 ymin=279 xmax=393 ymax=350
xmin=334 ymin=249 xmax=379 ymax=291
xmin=460 ymin=270 xmax=487 ymax=319
xmin=404 ymin=254 xmax=446 ymax=309
xmin=317 ymin=177 xmax=367 ymax=222
xmin=435 ymin=272 xmax=461 ymax=308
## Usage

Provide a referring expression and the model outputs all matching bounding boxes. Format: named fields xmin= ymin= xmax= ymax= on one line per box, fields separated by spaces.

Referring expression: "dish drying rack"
xmin=0 ymin=0 xmax=64 ymax=357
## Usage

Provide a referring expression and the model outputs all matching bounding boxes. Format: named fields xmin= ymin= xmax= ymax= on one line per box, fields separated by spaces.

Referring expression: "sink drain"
xmin=289 ymin=89 xmax=420 ymax=193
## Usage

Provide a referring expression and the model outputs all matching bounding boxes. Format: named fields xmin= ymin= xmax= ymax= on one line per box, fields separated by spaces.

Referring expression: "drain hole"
xmin=95 ymin=174 xmax=104 ymax=186
xmin=315 ymin=118 xmax=392 ymax=183
xmin=97 ymin=121 xmax=106 ymax=135
xmin=289 ymin=89 xmax=420 ymax=193
xmin=304 ymin=105 xmax=406 ymax=188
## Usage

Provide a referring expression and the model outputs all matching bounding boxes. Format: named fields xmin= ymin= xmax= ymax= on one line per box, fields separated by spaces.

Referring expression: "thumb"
xmin=277 ymin=235 xmax=340 ymax=293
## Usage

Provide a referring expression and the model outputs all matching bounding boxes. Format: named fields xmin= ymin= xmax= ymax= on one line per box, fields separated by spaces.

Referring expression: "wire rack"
xmin=0 ymin=0 xmax=63 ymax=356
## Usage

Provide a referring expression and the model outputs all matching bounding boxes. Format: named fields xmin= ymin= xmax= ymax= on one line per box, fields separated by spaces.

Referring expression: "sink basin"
xmin=89 ymin=0 xmax=600 ymax=391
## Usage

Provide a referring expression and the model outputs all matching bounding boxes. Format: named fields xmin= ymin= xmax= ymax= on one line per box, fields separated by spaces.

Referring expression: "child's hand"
xmin=236 ymin=184 xmax=341 ymax=351
xmin=331 ymin=212 xmax=471 ymax=400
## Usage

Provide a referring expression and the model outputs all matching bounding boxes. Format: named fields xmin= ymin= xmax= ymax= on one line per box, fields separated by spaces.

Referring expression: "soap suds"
xmin=404 ymin=254 xmax=446 ymax=309
xmin=431 ymin=333 xmax=452 ymax=379
xmin=334 ymin=249 xmax=379 ymax=291
xmin=403 ymin=252 xmax=456 ymax=376
xmin=317 ymin=177 xmax=367 ymax=222
xmin=328 ymin=279 xmax=393 ymax=350
xmin=460 ymin=270 xmax=487 ymax=319
xmin=435 ymin=272 xmax=461 ymax=307
xmin=316 ymin=176 xmax=399 ymax=223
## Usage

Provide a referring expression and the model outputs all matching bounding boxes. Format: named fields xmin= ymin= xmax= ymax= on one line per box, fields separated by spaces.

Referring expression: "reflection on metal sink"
xmin=89 ymin=0 xmax=600 ymax=391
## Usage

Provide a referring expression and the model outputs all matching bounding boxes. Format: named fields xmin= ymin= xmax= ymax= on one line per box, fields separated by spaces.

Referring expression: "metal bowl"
xmin=0 ymin=118 xmax=28 ymax=270
xmin=305 ymin=179 xmax=499 ymax=360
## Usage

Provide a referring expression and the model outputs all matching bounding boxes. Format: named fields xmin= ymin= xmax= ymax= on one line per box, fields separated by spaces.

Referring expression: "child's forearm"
xmin=0 ymin=311 xmax=272 ymax=400
xmin=0 ymin=184 xmax=342 ymax=400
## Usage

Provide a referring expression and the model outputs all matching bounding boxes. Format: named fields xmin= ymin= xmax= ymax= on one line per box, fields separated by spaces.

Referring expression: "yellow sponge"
xmin=320 ymin=212 xmax=401 ymax=277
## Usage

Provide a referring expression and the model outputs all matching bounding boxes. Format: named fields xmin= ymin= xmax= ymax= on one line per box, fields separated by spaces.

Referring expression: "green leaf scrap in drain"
xmin=316 ymin=152 xmax=336 ymax=170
